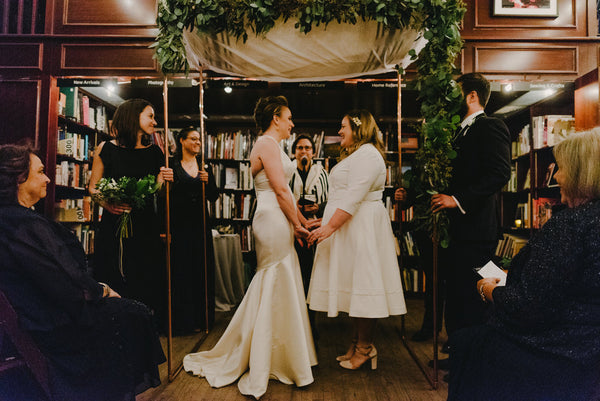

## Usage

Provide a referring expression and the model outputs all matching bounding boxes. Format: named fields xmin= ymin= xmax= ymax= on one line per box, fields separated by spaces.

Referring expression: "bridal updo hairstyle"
xmin=253 ymin=96 xmax=289 ymax=134
xmin=110 ymin=98 xmax=154 ymax=148
xmin=340 ymin=109 xmax=385 ymax=160
xmin=0 ymin=144 xmax=34 ymax=205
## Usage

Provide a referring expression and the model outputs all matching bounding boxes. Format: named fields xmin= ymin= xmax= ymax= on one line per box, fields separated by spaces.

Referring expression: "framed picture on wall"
xmin=493 ymin=0 xmax=558 ymax=17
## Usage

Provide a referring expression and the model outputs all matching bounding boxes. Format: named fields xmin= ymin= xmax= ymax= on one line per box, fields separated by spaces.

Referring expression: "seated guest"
xmin=448 ymin=128 xmax=600 ymax=401
xmin=0 ymin=144 xmax=165 ymax=401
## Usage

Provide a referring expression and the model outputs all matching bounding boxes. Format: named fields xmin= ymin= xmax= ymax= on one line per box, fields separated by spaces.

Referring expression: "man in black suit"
xmin=431 ymin=73 xmax=511 ymax=360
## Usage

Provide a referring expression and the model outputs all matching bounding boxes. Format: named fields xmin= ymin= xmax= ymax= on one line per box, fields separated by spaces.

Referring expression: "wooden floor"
xmin=138 ymin=298 xmax=448 ymax=401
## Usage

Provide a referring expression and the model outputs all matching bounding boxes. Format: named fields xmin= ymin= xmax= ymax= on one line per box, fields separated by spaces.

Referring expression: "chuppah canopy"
xmin=181 ymin=19 xmax=427 ymax=81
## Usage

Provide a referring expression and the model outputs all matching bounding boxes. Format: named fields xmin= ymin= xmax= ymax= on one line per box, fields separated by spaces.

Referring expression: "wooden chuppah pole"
xmin=162 ymin=77 xmax=178 ymax=382
xmin=198 ymin=69 xmax=210 ymax=334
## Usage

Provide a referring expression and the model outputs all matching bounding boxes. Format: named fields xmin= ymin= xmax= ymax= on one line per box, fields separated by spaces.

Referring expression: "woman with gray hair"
xmin=449 ymin=128 xmax=600 ymax=401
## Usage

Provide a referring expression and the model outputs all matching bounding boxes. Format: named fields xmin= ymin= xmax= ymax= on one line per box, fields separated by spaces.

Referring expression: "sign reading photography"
xmin=131 ymin=79 xmax=195 ymax=88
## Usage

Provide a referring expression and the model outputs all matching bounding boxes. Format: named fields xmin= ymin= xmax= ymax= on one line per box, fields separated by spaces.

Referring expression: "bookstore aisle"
xmin=138 ymin=298 xmax=448 ymax=401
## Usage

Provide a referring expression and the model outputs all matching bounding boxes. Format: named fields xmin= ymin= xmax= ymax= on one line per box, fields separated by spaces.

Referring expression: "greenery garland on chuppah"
xmin=153 ymin=0 xmax=466 ymax=246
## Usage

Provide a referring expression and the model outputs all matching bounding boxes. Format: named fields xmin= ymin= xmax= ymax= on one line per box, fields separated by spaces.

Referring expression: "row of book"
xmin=495 ymin=233 xmax=528 ymax=259
xmin=385 ymin=164 xmax=400 ymax=187
xmin=514 ymin=196 xmax=560 ymax=229
xmin=206 ymin=131 xmax=256 ymax=160
xmin=384 ymin=197 xmax=414 ymax=222
xmin=55 ymin=197 xmax=93 ymax=223
xmin=401 ymin=268 xmax=424 ymax=293
xmin=57 ymin=129 xmax=93 ymax=161
xmin=151 ymin=129 xmax=177 ymax=156
xmin=58 ymin=87 xmax=109 ymax=132
xmin=209 ymin=193 xmax=255 ymax=220
xmin=70 ymin=224 xmax=95 ymax=255
xmin=512 ymin=115 xmax=575 ymax=157
xmin=56 ymin=161 xmax=90 ymax=189
xmin=211 ymin=162 xmax=254 ymax=190
xmin=399 ymin=231 xmax=420 ymax=257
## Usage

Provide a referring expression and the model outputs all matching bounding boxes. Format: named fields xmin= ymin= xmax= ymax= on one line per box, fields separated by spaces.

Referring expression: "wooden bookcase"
xmin=497 ymin=86 xmax=574 ymax=261
xmin=53 ymin=85 xmax=114 ymax=255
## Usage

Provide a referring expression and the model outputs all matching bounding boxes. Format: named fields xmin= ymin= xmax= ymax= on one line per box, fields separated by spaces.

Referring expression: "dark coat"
xmin=448 ymin=115 xmax=511 ymax=243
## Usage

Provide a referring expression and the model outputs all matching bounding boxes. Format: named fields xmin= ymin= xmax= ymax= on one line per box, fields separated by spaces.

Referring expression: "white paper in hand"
xmin=475 ymin=261 xmax=507 ymax=286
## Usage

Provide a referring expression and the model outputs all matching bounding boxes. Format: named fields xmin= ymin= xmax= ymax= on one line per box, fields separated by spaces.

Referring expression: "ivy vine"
xmin=154 ymin=0 xmax=466 ymax=246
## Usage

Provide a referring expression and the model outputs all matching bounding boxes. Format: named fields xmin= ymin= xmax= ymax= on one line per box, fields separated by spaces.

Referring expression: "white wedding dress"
xmin=307 ymin=144 xmax=407 ymax=318
xmin=183 ymin=137 xmax=317 ymax=399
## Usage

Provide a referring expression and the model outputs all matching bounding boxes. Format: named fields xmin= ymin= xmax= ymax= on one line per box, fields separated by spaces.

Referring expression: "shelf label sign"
xmin=57 ymin=78 xmax=116 ymax=87
xmin=281 ymin=81 xmax=345 ymax=90
xmin=357 ymin=81 xmax=406 ymax=90
xmin=131 ymin=79 xmax=195 ymax=88
xmin=208 ymin=80 xmax=269 ymax=89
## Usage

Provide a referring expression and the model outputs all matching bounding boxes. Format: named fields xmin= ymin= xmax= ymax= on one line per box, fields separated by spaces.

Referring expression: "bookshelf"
xmin=498 ymin=87 xmax=574 ymax=261
xmin=53 ymin=86 xmax=114 ymax=255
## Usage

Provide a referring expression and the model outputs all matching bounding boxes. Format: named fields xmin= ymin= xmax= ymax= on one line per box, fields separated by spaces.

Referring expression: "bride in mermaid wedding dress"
xmin=183 ymin=96 xmax=317 ymax=399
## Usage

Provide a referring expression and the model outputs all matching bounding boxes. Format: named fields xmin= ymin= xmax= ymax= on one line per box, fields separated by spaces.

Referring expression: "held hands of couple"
xmin=307 ymin=224 xmax=333 ymax=246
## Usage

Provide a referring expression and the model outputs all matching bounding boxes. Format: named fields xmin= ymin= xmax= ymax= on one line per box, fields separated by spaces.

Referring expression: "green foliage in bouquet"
xmin=94 ymin=175 xmax=160 ymax=239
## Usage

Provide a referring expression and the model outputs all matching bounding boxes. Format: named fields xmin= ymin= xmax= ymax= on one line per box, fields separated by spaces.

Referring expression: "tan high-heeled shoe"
xmin=336 ymin=338 xmax=357 ymax=362
xmin=339 ymin=344 xmax=378 ymax=370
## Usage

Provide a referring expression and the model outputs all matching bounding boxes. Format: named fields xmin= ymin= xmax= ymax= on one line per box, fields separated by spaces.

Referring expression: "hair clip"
xmin=351 ymin=116 xmax=362 ymax=127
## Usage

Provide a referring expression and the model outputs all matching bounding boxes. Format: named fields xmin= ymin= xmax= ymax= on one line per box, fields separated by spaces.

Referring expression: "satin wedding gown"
xmin=183 ymin=137 xmax=317 ymax=399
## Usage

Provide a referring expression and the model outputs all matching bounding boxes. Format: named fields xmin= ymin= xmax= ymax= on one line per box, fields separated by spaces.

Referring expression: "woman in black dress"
xmin=89 ymin=99 xmax=173 ymax=325
xmin=170 ymin=127 xmax=218 ymax=334
xmin=0 ymin=144 xmax=165 ymax=401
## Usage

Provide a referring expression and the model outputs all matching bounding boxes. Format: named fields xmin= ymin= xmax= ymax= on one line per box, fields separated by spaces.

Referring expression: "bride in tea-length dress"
xmin=183 ymin=96 xmax=317 ymax=399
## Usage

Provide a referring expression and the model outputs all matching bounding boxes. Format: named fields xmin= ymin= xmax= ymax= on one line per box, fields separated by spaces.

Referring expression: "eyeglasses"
xmin=296 ymin=146 xmax=313 ymax=150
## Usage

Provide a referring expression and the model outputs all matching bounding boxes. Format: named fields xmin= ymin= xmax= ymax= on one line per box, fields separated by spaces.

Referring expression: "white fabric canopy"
xmin=182 ymin=19 xmax=427 ymax=81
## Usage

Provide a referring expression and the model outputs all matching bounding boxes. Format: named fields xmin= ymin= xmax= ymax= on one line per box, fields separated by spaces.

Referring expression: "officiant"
xmin=289 ymin=135 xmax=329 ymax=335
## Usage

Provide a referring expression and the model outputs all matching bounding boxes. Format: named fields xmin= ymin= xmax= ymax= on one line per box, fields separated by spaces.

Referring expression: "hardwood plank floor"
xmin=138 ymin=298 xmax=448 ymax=401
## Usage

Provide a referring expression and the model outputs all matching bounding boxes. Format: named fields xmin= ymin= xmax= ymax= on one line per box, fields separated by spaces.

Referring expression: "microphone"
xmin=301 ymin=156 xmax=308 ymax=170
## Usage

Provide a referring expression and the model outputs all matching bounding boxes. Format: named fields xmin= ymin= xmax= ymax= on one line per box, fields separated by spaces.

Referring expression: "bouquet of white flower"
xmin=94 ymin=174 xmax=160 ymax=277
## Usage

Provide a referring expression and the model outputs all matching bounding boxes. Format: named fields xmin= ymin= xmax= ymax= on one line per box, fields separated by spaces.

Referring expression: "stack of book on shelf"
xmin=505 ymin=165 xmax=518 ymax=192
xmin=401 ymin=268 xmax=422 ymax=293
xmin=57 ymin=129 xmax=92 ymax=161
xmin=207 ymin=131 xmax=256 ymax=159
xmin=531 ymin=115 xmax=575 ymax=149
xmin=55 ymin=197 xmax=92 ymax=222
xmin=209 ymin=193 xmax=255 ymax=220
xmin=70 ymin=225 xmax=95 ymax=255
xmin=399 ymin=231 xmax=420 ymax=257
xmin=495 ymin=233 xmax=528 ymax=259
xmin=532 ymin=197 xmax=561 ymax=229
xmin=512 ymin=124 xmax=531 ymax=158
xmin=542 ymin=162 xmax=559 ymax=187
xmin=55 ymin=161 xmax=90 ymax=189
xmin=212 ymin=163 xmax=254 ymax=190
xmin=239 ymin=226 xmax=254 ymax=252
xmin=58 ymin=87 xmax=108 ymax=131
xmin=151 ymin=129 xmax=176 ymax=156
xmin=515 ymin=198 xmax=531 ymax=229
xmin=385 ymin=164 xmax=399 ymax=187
